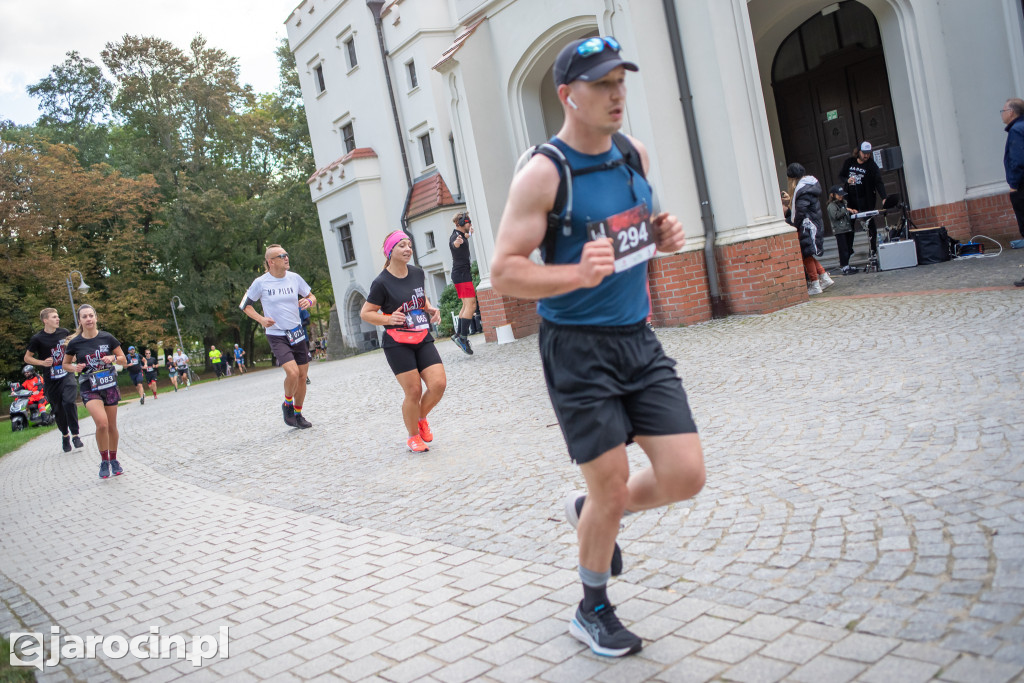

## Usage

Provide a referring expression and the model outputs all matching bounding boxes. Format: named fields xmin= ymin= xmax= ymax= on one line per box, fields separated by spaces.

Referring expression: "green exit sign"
xmin=826 ymin=110 xmax=839 ymax=121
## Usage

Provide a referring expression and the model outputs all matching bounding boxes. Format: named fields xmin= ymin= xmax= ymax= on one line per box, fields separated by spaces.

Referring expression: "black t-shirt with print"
xmin=143 ymin=356 xmax=159 ymax=377
xmin=367 ymin=266 xmax=434 ymax=347
xmin=449 ymin=229 xmax=472 ymax=283
xmin=27 ymin=328 xmax=72 ymax=384
xmin=65 ymin=331 xmax=121 ymax=383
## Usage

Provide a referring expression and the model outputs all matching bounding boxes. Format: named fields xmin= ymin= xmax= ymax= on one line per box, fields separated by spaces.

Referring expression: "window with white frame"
xmin=344 ymin=37 xmax=357 ymax=69
xmin=406 ymin=60 xmax=418 ymax=90
xmin=341 ymin=122 xmax=355 ymax=153
xmin=313 ymin=64 xmax=326 ymax=94
xmin=419 ymin=132 xmax=433 ymax=167
xmin=332 ymin=218 xmax=356 ymax=264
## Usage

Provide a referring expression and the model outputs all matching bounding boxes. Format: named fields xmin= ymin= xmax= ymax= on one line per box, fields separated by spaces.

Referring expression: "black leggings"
xmin=835 ymin=232 xmax=855 ymax=268
xmin=1010 ymin=189 xmax=1024 ymax=239
xmin=45 ymin=376 xmax=80 ymax=436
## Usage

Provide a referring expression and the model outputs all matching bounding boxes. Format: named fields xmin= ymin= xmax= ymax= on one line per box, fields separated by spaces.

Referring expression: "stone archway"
xmin=770 ymin=2 xmax=902 ymax=220
xmin=345 ymin=289 xmax=378 ymax=351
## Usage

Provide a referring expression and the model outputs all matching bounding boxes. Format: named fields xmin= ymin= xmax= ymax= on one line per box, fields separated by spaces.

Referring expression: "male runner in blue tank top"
xmin=492 ymin=36 xmax=706 ymax=657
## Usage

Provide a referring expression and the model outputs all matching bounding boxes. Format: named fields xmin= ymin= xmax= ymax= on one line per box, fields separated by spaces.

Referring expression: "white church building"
xmin=286 ymin=0 xmax=1024 ymax=348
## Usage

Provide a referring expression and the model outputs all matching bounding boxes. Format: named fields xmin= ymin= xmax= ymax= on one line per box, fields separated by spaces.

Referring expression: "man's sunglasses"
xmin=576 ymin=36 xmax=621 ymax=59
xmin=270 ymin=253 xmax=290 ymax=260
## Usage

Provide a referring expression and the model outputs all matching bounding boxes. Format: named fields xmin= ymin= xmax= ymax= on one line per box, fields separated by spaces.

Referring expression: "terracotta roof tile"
xmin=405 ymin=171 xmax=456 ymax=219
xmin=432 ymin=18 xmax=485 ymax=71
xmin=307 ymin=147 xmax=378 ymax=184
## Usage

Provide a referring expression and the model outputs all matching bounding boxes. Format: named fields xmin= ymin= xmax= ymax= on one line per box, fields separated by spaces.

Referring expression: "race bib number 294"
xmin=587 ymin=203 xmax=656 ymax=273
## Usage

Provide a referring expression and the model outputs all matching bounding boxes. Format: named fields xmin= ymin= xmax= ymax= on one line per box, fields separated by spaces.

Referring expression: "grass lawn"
xmin=0 ymin=636 xmax=35 ymax=682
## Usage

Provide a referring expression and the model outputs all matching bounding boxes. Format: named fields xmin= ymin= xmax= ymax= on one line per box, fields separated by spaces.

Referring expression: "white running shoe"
xmin=807 ymin=280 xmax=823 ymax=295
xmin=819 ymin=272 xmax=835 ymax=290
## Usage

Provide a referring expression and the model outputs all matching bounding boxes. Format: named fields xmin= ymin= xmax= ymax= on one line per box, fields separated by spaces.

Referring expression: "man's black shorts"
xmin=269 ymin=335 xmax=310 ymax=366
xmin=383 ymin=340 xmax=442 ymax=376
xmin=539 ymin=320 xmax=697 ymax=464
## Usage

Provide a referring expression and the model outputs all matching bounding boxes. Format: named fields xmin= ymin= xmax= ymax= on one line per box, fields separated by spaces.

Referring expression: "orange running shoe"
xmin=407 ymin=435 xmax=429 ymax=452
xmin=417 ymin=419 xmax=433 ymax=443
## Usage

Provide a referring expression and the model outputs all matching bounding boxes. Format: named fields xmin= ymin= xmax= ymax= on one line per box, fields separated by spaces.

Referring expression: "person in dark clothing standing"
xmin=1001 ymin=98 xmax=1024 ymax=259
xmin=449 ymin=211 xmax=476 ymax=355
xmin=786 ymin=163 xmax=832 ymax=295
xmin=24 ymin=307 xmax=83 ymax=453
xmin=840 ymin=141 xmax=887 ymax=253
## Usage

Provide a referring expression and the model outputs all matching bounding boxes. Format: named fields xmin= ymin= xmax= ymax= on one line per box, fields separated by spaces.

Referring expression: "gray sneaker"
xmin=569 ymin=601 xmax=642 ymax=657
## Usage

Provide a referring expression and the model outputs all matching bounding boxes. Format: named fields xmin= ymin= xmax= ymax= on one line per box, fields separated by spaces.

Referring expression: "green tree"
xmin=25 ymin=51 xmax=113 ymax=168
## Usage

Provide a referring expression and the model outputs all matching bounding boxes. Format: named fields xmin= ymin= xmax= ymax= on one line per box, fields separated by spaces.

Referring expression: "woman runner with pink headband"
xmin=360 ymin=231 xmax=447 ymax=452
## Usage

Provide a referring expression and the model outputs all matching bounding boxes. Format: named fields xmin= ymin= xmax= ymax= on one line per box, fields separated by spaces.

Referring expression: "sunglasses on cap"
xmin=575 ymin=36 xmax=621 ymax=59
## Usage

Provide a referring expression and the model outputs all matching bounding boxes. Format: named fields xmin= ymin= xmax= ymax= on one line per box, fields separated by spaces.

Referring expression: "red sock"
xmin=101 ymin=450 xmax=109 ymax=461
xmin=109 ymin=450 xmax=117 ymax=461
xmin=294 ymin=405 xmax=302 ymax=415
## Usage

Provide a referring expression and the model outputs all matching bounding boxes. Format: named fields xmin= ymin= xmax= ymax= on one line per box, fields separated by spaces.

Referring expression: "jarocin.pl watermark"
xmin=9 ymin=625 xmax=230 ymax=670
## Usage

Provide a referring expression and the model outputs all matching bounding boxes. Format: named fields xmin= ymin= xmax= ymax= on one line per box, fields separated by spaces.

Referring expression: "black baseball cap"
xmin=829 ymin=185 xmax=846 ymax=196
xmin=553 ymin=37 xmax=638 ymax=87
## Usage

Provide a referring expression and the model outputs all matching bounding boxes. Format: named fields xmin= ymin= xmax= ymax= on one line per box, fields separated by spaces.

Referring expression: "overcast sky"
xmin=0 ymin=0 xmax=295 ymax=125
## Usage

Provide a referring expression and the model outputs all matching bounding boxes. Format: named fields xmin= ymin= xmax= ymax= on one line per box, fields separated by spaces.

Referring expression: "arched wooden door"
xmin=773 ymin=3 xmax=901 ymax=230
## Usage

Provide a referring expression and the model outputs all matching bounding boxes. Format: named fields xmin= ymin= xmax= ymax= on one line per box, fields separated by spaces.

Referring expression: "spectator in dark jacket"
xmin=1002 ymin=97 xmax=1024 ymax=253
xmin=841 ymin=142 xmax=887 ymax=254
xmin=786 ymin=163 xmax=833 ymax=295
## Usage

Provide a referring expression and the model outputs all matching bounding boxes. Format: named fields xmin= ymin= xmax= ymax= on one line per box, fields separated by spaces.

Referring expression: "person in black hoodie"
xmin=786 ymin=163 xmax=833 ymax=295
xmin=840 ymin=141 xmax=887 ymax=253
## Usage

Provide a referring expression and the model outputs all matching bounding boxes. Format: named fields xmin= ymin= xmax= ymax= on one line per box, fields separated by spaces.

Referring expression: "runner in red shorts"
xmin=449 ymin=212 xmax=476 ymax=355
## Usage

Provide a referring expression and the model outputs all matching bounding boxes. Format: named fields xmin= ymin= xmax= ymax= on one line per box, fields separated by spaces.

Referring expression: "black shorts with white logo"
xmin=269 ymin=334 xmax=310 ymax=366
xmin=539 ymin=319 xmax=697 ymax=464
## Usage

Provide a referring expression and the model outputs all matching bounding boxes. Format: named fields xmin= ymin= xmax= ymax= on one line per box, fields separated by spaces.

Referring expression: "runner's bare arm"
xmin=491 ymin=156 xmax=614 ymax=300
xmin=106 ymin=346 xmax=127 ymax=367
xmin=628 ymin=135 xmax=686 ymax=253
xmin=424 ymin=298 xmax=441 ymax=324
xmin=241 ymin=302 xmax=275 ymax=328
xmin=360 ymin=301 xmax=404 ymax=326
xmin=23 ymin=350 xmax=53 ymax=368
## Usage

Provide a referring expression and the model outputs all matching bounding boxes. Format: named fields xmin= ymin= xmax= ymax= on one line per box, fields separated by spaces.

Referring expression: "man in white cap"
xmin=840 ymin=141 xmax=888 ymax=254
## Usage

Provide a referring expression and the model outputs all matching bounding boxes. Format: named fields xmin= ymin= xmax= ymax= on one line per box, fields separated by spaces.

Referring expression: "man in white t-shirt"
xmin=240 ymin=244 xmax=317 ymax=428
xmin=172 ymin=349 xmax=191 ymax=390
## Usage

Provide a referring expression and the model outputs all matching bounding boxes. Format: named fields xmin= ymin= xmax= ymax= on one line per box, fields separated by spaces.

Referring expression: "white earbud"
xmin=567 ymin=95 xmax=579 ymax=110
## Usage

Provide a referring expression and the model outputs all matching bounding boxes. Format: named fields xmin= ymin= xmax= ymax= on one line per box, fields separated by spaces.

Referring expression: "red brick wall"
xmin=648 ymin=251 xmax=712 ymax=326
xmin=910 ymin=192 xmax=1019 ymax=243
xmin=715 ymin=232 xmax=808 ymax=314
xmin=476 ymin=287 xmax=540 ymax=343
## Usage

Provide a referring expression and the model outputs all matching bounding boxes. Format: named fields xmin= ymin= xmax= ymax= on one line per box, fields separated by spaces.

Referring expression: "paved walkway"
xmin=2 ymin=250 xmax=1023 ymax=682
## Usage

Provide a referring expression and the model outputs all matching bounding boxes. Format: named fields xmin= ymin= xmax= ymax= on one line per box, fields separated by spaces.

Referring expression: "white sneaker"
xmin=807 ymin=280 xmax=823 ymax=295
xmin=819 ymin=272 xmax=835 ymax=290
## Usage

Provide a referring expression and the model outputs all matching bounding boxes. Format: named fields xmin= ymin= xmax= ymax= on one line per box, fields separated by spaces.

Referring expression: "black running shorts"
xmin=539 ymin=320 xmax=697 ymax=464
xmin=269 ymin=335 xmax=310 ymax=366
xmin=383 ymin=340 xmax=442 ymax=376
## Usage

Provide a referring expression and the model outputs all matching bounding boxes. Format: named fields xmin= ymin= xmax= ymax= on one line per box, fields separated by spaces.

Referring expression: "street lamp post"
xmin=66 ymin=271 xmax=90 ymax=327
xmin=170 ymin=296 xmax=186 ymax=369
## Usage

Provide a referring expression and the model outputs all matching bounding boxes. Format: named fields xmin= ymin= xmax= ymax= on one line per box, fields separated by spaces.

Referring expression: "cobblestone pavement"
xmin=1 ymin=251 xmax=1023 ymax=682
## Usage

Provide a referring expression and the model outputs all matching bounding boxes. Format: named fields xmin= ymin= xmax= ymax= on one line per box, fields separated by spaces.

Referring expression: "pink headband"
xmin=383 ymin=230 xmax=410 ymax=258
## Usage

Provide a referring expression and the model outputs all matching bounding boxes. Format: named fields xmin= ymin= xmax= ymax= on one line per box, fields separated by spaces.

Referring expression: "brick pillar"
xmin=476 ymin=285 xmax=541 ymax=343
xmin=715 ymin=232 xmax=807 ymax=315
xmin=648 ymin=251 xmax=712 ymax=326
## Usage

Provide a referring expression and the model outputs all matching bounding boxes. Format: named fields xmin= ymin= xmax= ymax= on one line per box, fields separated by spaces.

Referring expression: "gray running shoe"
xmin=452 ymin=334 xmax=473 ymax=355
xmin=99 ymin=461 xmax=110 ymax=479
xmin=564 ymin=491 xmax=624 ymax=576
xmin=295 ymin=414 xmax=312 ymax=429
xmin=569 ymin=601 xmax=642 ymax=657
xmin=110 ymin=459 xmax=123 ymax=476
